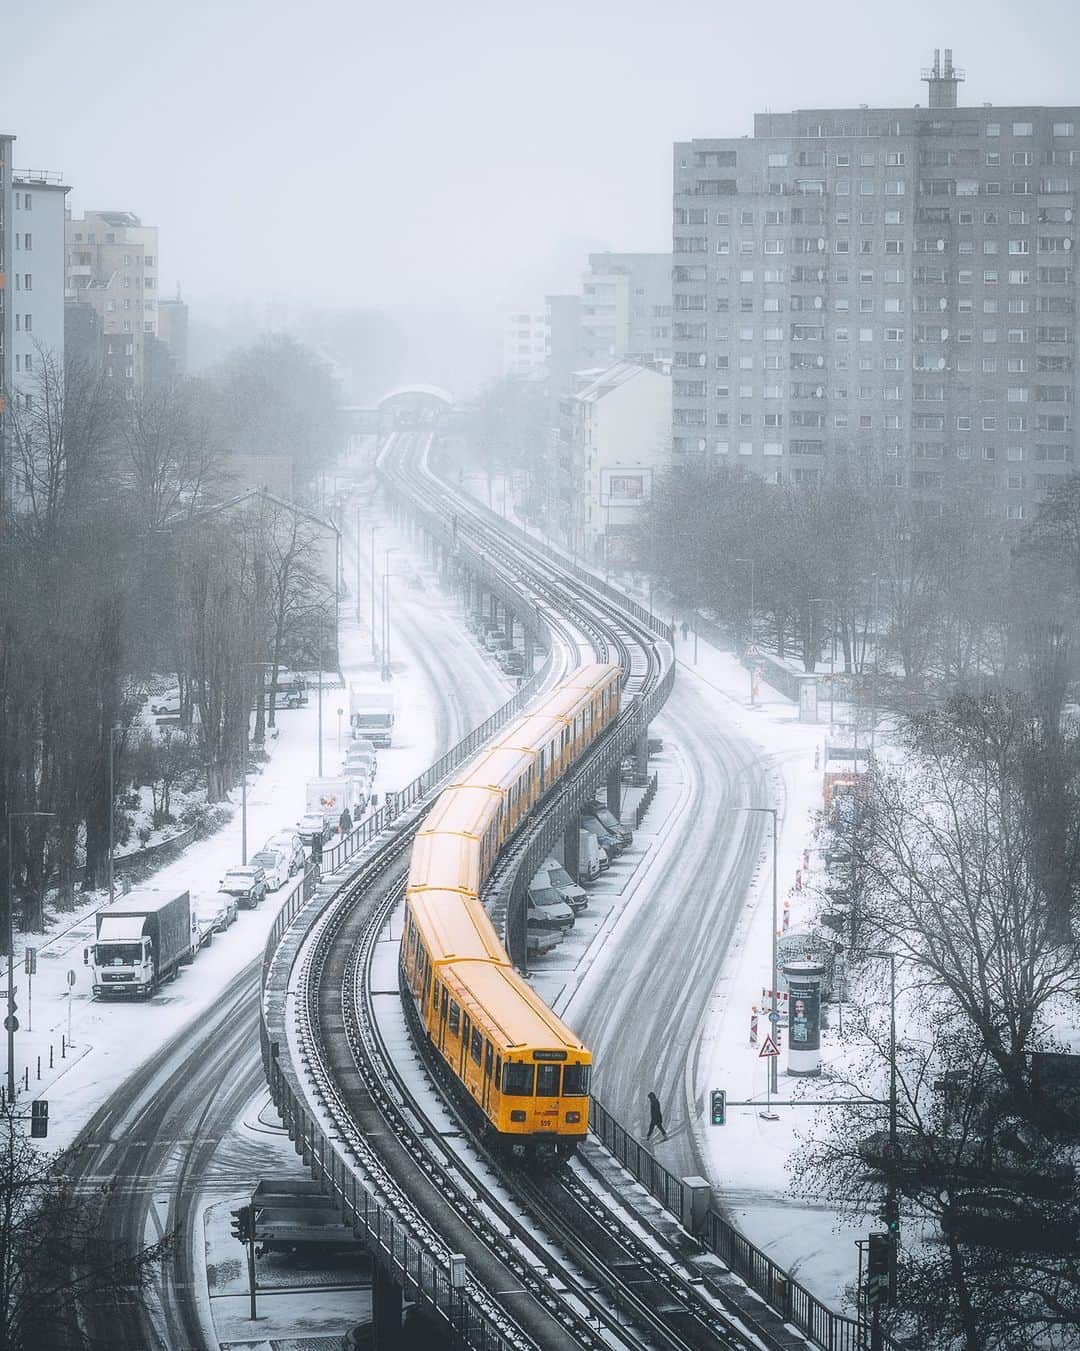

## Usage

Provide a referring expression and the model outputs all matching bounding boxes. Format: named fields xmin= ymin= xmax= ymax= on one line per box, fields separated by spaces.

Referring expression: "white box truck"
xmin=91 ymin=888 xmax=194 ymax=997
xmin=349 ymin=683 xmax=395 ymax=748
xmin=306 ymin=776 xmax=362 ymax=831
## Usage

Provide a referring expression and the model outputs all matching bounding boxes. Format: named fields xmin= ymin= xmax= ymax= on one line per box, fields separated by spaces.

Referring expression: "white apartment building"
xmin=560 ymin=361 xmax=672 ymax=566
xmin=502 ymin=308 xmax=549 ymax=378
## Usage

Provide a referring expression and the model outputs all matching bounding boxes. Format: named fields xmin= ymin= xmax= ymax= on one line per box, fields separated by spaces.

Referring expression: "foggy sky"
xmin=6 ymin=0 xmax=1080 ymax=320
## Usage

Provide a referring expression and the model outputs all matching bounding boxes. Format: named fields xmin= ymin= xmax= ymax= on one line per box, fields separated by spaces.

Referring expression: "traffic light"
xmin=866 ymin=1231 xmax=895 ymax=1307
xmin=710 ymin=1089 xmax=727 ymax=1126
xmin=30 ymin=1100 xmax=48 ymax=1139
xmin=880 ymin=1191 xmax=900 ymax=1234
xmin=230 ymin=1205 xmax=252 ymax=1244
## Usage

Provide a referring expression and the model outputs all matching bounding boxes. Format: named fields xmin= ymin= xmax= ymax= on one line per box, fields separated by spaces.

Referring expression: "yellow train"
xmin=401 ymin=662 xmax=622 ymax=1155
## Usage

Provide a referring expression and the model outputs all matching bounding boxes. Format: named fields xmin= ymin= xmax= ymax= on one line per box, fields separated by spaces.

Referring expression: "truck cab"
xmin=92 ymin=927 xmax=155 ymax=995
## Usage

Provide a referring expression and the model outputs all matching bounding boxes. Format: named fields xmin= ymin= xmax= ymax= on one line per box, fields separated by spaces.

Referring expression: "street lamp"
xmin=381 ymin=547 xmax=398 ymax=680
xmin=107 ymin=724 xmax=124 ymax=905
xmin=6 ymin=811 xmax=54 ymax=1102
xmin=239 ymin=662 xmax=273 ymax=865
xmin=732 ymin=805 xmax=779 ymax=1102
xmin=735 ymin=558 xmax=756 ymax=705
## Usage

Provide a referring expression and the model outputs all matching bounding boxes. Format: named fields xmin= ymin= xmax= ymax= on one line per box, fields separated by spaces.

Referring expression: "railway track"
xmin=264 ymin=428 xmax=785 ymax=1350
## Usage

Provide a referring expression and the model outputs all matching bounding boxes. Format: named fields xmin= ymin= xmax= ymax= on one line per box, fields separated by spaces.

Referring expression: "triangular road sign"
xmin=758 ymin=1034 xmax=780 ymax=1058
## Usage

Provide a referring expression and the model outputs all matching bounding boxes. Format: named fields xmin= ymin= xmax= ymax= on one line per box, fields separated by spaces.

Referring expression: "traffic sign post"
xmin=66 ymin=970 xmax=76 ymax=1048
xmin=24 ymin=948 xmax=35 ymax=1032
xmin=758 ymin=1035 xmax=780 ymax=1120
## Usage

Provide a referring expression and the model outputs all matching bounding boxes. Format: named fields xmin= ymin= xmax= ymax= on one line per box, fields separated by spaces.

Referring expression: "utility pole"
xmin=733 ymin=806 xmax=779 ymax=1097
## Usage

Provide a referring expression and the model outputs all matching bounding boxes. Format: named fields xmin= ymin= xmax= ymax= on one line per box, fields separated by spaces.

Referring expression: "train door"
xmin=484 ymin=1048 xmax=499 ymax=1115
xmin=460 ymin=1012 xmax=471 ymax=1079
xmin=437 ymin=984 xmax=448 ymax=1052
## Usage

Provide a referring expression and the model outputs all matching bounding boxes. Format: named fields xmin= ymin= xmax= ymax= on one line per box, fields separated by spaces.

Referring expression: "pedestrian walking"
xmin=680 ymin=620 xmax=690 ymax=642
xmin=646 ymin=1091 xmax=668 ymax=1141
xmin=339 ymin=805 xmax=353 ymax=837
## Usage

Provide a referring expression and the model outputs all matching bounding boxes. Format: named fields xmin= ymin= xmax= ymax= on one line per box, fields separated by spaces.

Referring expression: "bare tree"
xmin=0 ymin=1102 xmax=173 ymax=1349
xmin=118 ymin=380 xmax=219 ymax=532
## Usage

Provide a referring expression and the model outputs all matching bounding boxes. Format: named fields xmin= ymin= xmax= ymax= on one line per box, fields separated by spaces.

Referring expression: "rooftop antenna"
xmin=921 ymin=47 xmax=965 ymax=109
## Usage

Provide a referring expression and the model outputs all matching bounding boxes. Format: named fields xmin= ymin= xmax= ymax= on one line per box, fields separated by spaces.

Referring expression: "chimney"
xmin=922 ymin=47 xmax=965 ymax=109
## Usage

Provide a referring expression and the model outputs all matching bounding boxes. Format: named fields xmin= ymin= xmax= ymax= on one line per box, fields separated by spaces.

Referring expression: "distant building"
xmin=502 ymin=308 xmax=549 ymax=378
xmin=544 ymin=293 xmax=584 ymax=405
xmin=556 ymin=360 xmax=672 ymax=566
xmin=672 ymin=50 xmax=1080 ymax=523
xmin=157 ymin=289 xmax=189 ymax=378
xmin=581 ymin=253 xmax=672 ymax=366
xmin=65 ymin=209 xmax=160 ymax=393
xmin=0 ymin=134 xmax=70 ymax=510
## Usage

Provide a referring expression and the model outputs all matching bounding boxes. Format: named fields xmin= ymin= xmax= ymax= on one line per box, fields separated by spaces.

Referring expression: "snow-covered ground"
xmin=10 ymin=503 xmax=510 ymax=1161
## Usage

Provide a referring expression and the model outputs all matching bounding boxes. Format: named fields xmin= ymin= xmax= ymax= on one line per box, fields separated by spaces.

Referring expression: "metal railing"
xmin=590 ymin=1098 xmax=904 ymax=1351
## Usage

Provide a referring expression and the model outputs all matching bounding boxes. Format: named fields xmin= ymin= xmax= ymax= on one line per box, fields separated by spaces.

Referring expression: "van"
xmin=578 ymin=830 xmax=602 ymax=882
xmin=527 ymin=883 xmax=574 ymax=933
xmin=539 ymin=859 xmax=588 ymax=913
xmin=265 ymin=830 xmax=305 ymax=875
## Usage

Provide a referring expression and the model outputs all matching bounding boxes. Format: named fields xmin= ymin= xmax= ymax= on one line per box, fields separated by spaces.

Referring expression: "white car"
xmin=251 ymin=848 xmax=289 ymax=891
xmin=264 ymin=831 xmax=305 ymax=875
xmin=149 ymin=692 xmax=181 ymax=717
xmin=297 ymin=813 xmax=327 ymax=847
xmin=195 ymin=893 xmax=238 ymax=936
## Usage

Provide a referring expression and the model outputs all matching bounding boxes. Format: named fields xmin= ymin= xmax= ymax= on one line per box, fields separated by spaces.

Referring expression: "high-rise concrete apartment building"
xmin=672 ymin=52 xmax=1080 ymax=522
xmin=66 ymin=210 xmax=159 ymax=392
xmin=581 ymin=253 xmax=672 ymax=366
xmin=0 ymin=133 xmax=70 ymax=510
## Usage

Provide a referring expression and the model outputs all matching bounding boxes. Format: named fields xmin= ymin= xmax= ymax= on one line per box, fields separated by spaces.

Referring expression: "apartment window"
xmin=987 ymin=123 xmax=1001 ymax=137
xmin=739 ymin=241 xmax=755 ymax=255
xmin=764 ymin=210 xmax=784 ymax=226
xmin=767 ymin=153 xmax=788 ymax=168
xmin=762 ymin=297 xmax=781 ymax=312
xmin=957 ymin=416 xmax=972 ymax=431
xmin=764 ymin=386 xmax=783 ymax=400
xmin=1008 ymin=269 xmax=1031 ymax=285
xmin=885 ymin=240 xmax=904 ymax=254
xmin=1008 ymin=387 xmax=1029 ymax=403
xmin=716 ymin=211 xmax=731 ymax=225
xmin=885 ymin=414 xmax=903 ymax=430
xmin=1013 ymin=151 xmax=1034 ymax=167
xmin=764 ymin=239 xmax=784 ymax=254
xmin=835 ymin=240 xmax=850 ymax=253
xmin=1053 ymin=122 xmax=1075 ymax=137
xmin=859 ymin=179 xmax=875 ymax=195
xmin=1006 ymin=505 xmax=1025 ymax=520
xmin=985 ymin=182 xmax=1002 ymax=195
xmin=983 ymin=270 xmax=999 ymax=285
xmin=739 ymin=408 xmax=753 ymax=423
xmin=886 ymin=152 xmax=906 ymax=167
xmin=1007 ymin=328 xmax=1030 ymax=342
xmin=14 ymin=355 xmax=19 ymax=373
xmin=986 ymin=152 xmax=1001 ymax=166
xmin=716 ymin=240 xmax=730 ymax=255
xmin=738 ymin=355 xmax=754 ymax=370
xmin=836 ymin=179 xmax=852 ymax=196
xmin=764 ymin=326 xmax=783 ymax=341
xmin=883 ymin=268 xmax=904 ymax=284
xmin=984 ymin=300 xmax=999 ymax=314
xmin=144 ymin=321 xmax=154 ymax=333
xmin=740 ymin=210 xmax=754 ymax=225
xmin=739 ymin=442 xmax=753 ymax=456
xmin=764 ymin=268 xmax=784 ymax=283
xmin=1007 ymin=446 xmax=1024 ymax=461
xmin=1013 ymin=122 xmax=1034 ymax=137
xmin=833 ymin=327 xmax=849 ymax=341
xmin=983 ymin=357 xmax=998 ymax=372
xmin=739 ymin=297 xmax=754 ymax=313
xmin=1008 ymin=357 xmax=1029 ymax=373
xmin=959 ymin=211 xmax=974 ymax=225
xmin=983 ymin=416 xmax=998 ymax=430
xmin=834 ymin=298 xmax=850 ymax=312
xmin=885 ymin=180 xmax=906 ymax=196
xmin=859 ymin=327 xmax=874 ymax=342
xmin=739 ymin=327 xmax=753 ymax=341
xmin=884 ymin=355 xmax=902 ymax=370
xmin=1008 ymin=239 xmax=1030 ymax=255
xmin=714 ymin=440 xmax=730 ymax=454
xmin=24 ymin=274 xmax=31 ymax=290
xmin=739 ymin=269 xmax=754 ymax=283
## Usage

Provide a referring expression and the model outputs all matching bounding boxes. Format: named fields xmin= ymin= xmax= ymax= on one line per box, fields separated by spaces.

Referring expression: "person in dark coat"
xmin=680 ymin=620 xmax=690 ymax=642
xmin=339 ymin=806 xmax=353 ymax=837
xmin=646 ymin=1091 xmax=667 ymax=1141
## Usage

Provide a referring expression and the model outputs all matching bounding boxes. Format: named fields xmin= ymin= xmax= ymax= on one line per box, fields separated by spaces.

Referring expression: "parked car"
xmin=297 ymin=813 xmax=327 ymax=847
xmin=589 ymin=802 xmax=633 ymax=849
xmin=251 ymin=848 xmax=290 ymax=891
xmin=527 ymin=882 xmax=574 ymax=933
xmin=195 ymin=892 xmax=238 ymax=936
xmin=218 ymin=865 xmax=267 ymax=909
xmin=264 ymin=830 xmax=305 ymax=875
xmin=581 ymin=813 xmax=622 ymax=859
xmin=497 ymin=649 xmax=525 ymax=675
xmin=539 ymin=858 xmax=588 ymax=913
xmin=527 ymin=925 xmax=561 ymax=957
xmin=348 ymin=737 xmax=378 ymax=767
xmin=149 ymin=691 xmax=181 ymax=717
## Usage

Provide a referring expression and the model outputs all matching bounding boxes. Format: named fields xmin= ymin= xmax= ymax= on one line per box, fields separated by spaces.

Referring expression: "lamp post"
xmin=107 ymin=725 xmax=123 ymax=905
xmin=382 ymin=547 xmax=398 ymax=680
xmin=733 ymin=805 xmax=779 ymax=1100
xmin=369 ymin=525 xmax=379 ymax=659
xmin=239 ymin=662 xmax=273 ymax=865
xmin=6 ymin=811 xmax=54 ymax=1102
xmin=735 ymin=558 xmax=756 ymax=705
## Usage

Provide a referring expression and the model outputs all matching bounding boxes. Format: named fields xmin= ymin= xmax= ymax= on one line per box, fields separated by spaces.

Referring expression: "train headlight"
xmin=510 ymin=1110 xmax=527 ymax=1123
xmin=565 ymin=1111 xmax=581 ymax=1124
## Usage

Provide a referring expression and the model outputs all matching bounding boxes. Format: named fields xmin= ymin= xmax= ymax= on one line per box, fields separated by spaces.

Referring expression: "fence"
xmin=589 ymin=1098 xmax=904 ymax=1351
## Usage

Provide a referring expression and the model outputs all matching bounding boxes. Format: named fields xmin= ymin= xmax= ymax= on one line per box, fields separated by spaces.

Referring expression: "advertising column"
xmin=782 ymin=959 xmax=826 ymax=1076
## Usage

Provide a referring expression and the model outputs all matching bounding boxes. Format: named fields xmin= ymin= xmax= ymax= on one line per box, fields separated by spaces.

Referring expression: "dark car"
xmin=218 ymin=865 xmax=268 ymax=909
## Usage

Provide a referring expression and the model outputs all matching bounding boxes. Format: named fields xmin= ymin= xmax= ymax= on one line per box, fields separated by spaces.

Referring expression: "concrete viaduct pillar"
xmin=372 ymin=1264 xmax=404 ymax=1349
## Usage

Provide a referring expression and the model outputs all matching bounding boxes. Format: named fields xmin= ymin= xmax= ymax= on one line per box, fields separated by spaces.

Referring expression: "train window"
xmin=536 ymin=1065 xmax=561 ymax=1097
xmin=440 ymin=987 xmax=448 ymax=1016
xmin=562 ymin=1064 xmax=591 ymax=1096
xmin=494 ymin=1054 xmax=502 ymax=1086
xmin=485 ymin=1044 xmax=493 ymax=1076
xmin=448 ymin=1000 xmax=460 ymax=1035
xmin=502 ymin=1061 xmax=534 ymax=1096
xmin=470 ymin=1028 xmax=483 ymax=1065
